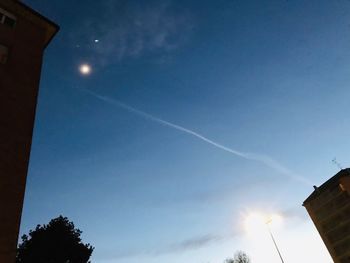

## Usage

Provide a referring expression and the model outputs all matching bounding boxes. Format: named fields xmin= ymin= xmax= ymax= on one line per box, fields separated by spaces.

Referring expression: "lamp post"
xmin=266 ymin=218 xmax=285 ymax=263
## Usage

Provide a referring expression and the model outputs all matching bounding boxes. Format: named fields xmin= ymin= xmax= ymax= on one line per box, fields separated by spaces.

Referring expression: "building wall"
xmin=0 ymin=4 xmax=47 ymax=262
xmin=304 ymin=178 xmax=350 ymax=263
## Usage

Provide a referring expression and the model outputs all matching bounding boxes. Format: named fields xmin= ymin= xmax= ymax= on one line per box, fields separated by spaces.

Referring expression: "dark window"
xmin=3 ymin=16 xmax=16 ymax=27
xmin=0 ymin=8 xmax=16 ymax=28
xmin=0 ymin=44 xmax=9 ymax=64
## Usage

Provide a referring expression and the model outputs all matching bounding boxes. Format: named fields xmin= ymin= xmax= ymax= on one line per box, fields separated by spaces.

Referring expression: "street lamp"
xmin=266 ymin=218 xmax=285 ymax=263
xmin=244 ymin=212 xmax=286 ymax=263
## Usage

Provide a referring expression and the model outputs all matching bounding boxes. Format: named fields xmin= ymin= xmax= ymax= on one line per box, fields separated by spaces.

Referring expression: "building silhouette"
xmin=0 ymin=0 xmax=58 ymax=262
xmin=303 ymin=169 xmax=350 ymax=263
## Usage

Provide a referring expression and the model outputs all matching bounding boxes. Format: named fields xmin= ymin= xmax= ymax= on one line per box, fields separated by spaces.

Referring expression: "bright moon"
xmin=79 ymin=64 xmax=91 ymax=75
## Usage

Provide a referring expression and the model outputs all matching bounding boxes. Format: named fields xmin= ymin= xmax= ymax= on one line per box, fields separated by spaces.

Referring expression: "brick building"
xmin=303 ymin=169 xmax=350 ymax=263
xmin=0 ymin=0 xmax=58 ymax=262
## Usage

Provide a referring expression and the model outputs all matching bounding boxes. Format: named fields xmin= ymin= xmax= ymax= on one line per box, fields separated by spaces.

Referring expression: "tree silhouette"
xmin=225 ymin=251 xmax=251 ymax=263
xmin=16 ymin=215 xmax=94 ymax=263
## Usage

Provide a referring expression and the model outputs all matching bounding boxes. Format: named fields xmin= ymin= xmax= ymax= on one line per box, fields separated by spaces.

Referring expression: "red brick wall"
xmin=0 ymin=7 xmax=46 ymax=262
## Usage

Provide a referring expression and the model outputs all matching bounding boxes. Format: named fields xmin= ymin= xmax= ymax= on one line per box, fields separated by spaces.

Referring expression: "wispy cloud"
xmin=94 ymin=205 xmax=305 ymax=260
xmin=281 ymin=206 xmax=309 ymax=221
xmin=158 ymin=234 xmax=226 ymax=254
xmin=73 ymin=1 xmax=193 ymax=65
xmin=81 ymin=88 xmax=312 ymax=186
xmin=98 ymin=233 xmax=230 ymax=260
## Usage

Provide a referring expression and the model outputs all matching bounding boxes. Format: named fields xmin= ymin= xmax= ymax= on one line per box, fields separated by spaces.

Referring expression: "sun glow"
xmin=244 ymin=212 xmax=283 ymax=236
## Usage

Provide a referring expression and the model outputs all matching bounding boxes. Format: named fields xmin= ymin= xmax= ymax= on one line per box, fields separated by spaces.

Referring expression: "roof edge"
xmin=15 ymin=0 xmax=59 ymax=48
xmin=303 ymin=168 xmax=350 ymax=205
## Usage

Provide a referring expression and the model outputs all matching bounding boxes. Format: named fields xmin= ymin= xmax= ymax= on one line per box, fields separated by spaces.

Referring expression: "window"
xmin=0 ymin=7 xmax=16 ymax=28
xmin=3 ymin=16 xmax=16 ymax=27
xmin=340 ymin=183 xmax=346 ymax=192
xmin=0 ymin=44 xmax=9 ymax=64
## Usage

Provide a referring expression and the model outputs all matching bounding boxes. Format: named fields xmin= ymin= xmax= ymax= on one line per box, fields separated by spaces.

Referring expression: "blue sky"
xmin=21 ymin=0 xmax=350 ymax=262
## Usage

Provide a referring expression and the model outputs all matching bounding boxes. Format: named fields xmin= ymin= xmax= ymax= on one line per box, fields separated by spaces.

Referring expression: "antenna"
xmin=332 ymin=158 xmax=343 ymax=170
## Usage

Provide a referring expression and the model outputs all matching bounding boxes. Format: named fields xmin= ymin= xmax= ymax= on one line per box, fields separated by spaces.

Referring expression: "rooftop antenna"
xmin=332 ymin=158 xmax=343 ymax=171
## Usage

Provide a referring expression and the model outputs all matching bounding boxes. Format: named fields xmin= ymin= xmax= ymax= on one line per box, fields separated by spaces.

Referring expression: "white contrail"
xmin=82 ymin=88 xmax=312 ymax=186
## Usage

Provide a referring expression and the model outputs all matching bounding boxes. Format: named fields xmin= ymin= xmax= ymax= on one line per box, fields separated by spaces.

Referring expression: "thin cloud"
xmin=81 ymin=88 xmax=312 ymax=186
xmin=98 ymin=233 xmax=231 ymax=260
xmin=158 ymin=234 xmax=225 ymax=254
xmin=281 ymin=206 xmax=309 ymax=222
xmin=72 ymin=1 xmax=193 ymax=65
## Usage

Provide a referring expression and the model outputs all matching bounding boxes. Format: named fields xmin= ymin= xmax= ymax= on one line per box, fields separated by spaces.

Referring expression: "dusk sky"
xmin=20 ymin=0 xmax=350 ymax=262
